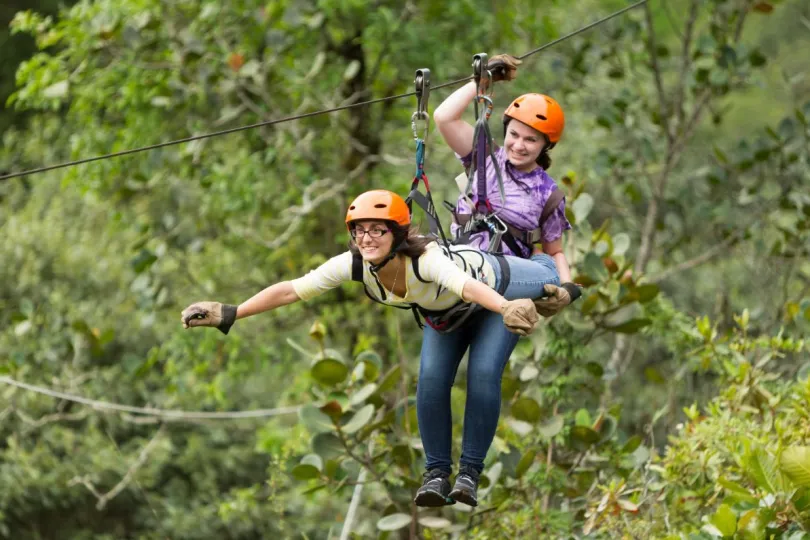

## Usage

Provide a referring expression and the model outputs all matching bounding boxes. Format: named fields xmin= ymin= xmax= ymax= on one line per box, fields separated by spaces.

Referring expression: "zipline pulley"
xmin=412 ymin=68 xmax=431 ymax=142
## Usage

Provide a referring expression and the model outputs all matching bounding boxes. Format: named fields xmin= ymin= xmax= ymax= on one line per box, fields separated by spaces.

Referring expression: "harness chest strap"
xmin=453 ymin=187 xmax=566 ymax=246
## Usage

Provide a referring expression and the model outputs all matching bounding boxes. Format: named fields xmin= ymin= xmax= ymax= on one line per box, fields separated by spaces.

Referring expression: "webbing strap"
xmin=467 ymin=114 xmax=506 ymax=215
xmin=406 ymin=138 xmax=451 ymax=249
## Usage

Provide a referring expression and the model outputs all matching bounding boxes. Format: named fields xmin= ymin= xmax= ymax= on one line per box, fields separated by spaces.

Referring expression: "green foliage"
xmin=1 ymin=0 xmax=809 ymax=538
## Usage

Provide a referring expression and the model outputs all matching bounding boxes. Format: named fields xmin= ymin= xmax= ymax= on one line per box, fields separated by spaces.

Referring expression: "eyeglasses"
xmin=350 ymin=227 xmax=391 ymax=239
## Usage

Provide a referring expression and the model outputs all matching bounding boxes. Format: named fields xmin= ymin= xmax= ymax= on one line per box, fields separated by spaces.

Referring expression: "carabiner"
xmin=412 ymin=68 xmax=431 ymax=140
xmin=485 ymin=213 xmax=508 ymax=235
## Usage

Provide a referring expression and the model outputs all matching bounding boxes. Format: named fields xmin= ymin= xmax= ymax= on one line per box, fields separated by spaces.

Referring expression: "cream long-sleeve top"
xmin=291 ymin=242 xmax=497 ymax=311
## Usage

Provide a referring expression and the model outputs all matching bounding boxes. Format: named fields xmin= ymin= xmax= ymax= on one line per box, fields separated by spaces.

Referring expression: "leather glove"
xmin=181 ymin=302 xmax=238 ymax=335
xmin=500 ymin=298 xmax=539 ymax=336
xmin=533 ymin=283 xmax=582 ymax=318
xmin=488 ymin=54 xmax=522 ymax=82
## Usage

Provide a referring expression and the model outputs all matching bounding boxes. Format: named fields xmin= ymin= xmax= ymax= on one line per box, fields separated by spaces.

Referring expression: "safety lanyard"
xmin=405 ymin=68 xmax=451 ymax=250
xmin=464 ymin=54 xmax=508 ymax=252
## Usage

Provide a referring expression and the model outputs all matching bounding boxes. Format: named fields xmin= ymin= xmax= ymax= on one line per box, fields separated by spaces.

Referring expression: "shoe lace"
xmin=457 ymin=466 xmax=480 ymax=485
xmin=423 ymin=469 xmax=449 ymax=483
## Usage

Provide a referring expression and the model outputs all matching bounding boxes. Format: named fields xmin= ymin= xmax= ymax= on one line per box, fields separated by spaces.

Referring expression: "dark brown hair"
xmin=347 ymin=221 xmax=435 ymax=259
xmin=503 ymin=118 xmax=553 ymax=170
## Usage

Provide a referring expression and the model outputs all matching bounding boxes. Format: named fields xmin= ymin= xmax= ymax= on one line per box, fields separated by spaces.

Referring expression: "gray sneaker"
xmin=449 ymin=466 xmax=480 ymax=507
xmin=414 ymin=469 xmax=454 ymax=507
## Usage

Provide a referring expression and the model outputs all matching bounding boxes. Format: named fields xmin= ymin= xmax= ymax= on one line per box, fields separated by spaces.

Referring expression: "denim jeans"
xmin=416 ymin=253 xmax=560 ymax=474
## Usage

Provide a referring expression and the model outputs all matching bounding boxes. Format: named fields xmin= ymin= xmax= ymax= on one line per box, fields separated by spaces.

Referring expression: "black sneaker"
xmin=449 ymin=466 xmax=480 ymax=507
xmin=414 ymin=469 xmax=454 ymax=507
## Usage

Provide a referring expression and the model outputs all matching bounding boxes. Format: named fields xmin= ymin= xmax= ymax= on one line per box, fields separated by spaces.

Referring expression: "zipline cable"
xmin=0 ymin=375 xmax=302 ymax=420
xmin=0 ymin=0 xmax=646 ymax=182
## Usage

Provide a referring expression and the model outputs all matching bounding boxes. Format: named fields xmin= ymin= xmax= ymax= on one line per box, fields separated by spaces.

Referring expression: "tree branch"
xmin=15 ymin=408 xmax=88 ymax=433
xmin=644 ymin=1 xmax=672 ymax=144
xmin=70 ymin=424 xmax=166 ymax=510
xmin=649 ymin=234 xmax=740 ymax=283
xmin=675 ymin=0 xmax=701 ymax=129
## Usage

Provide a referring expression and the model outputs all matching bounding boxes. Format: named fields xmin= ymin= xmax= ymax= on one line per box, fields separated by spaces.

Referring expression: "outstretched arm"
xmin=433 ymin=81 xmax=476 ymax=157
xmin=461 ymin=278 xmax=508 ymax=313
xmin=236 ymin=281 xmax=300 ymax=319
xmin=462 ymin=279 xmax=538 ymax=336
xmin=181 ymin=282 xmax=301 ymax=334
xmin=182 ymin=251 xmax=353 ymax=334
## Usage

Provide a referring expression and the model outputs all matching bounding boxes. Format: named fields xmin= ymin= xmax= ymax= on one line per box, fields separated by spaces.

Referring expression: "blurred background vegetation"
xmin=1 ymin=0 xmax=809 ymax=538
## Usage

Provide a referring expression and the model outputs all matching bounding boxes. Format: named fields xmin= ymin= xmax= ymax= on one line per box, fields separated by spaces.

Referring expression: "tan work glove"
xmin=181 ymin=302 xmax=238 ymax=335
xmin=488 ymin=54 xmax=522 ymax=82
xmin=533 ymin=283 xmax=582 ymax=318
xmin=500 ymin=298 xmax=539 ymax=336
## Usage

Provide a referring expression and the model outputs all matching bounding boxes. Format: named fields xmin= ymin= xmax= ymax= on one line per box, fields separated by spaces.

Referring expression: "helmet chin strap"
xmin=369 ymin=239 xmax=407 ymax=273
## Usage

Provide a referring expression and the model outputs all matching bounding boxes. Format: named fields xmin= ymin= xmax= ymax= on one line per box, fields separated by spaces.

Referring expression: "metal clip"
xmin=485 ymin=212 xmax=508 ymax=235
xmin=485 ymin=213 xmax=508 ymax=252
xmin=411 ymin=68 xmax=431 ymax=140
xmin=472 ymin=53 xmax=490 ymax=94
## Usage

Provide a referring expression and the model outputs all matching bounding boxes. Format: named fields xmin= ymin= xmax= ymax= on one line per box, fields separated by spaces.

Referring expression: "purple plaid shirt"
xmin=451 ymin=147 xmax=571 ymax=258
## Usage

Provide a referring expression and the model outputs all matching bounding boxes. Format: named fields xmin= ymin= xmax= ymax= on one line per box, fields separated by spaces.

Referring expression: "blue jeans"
xmin=416 ymin=253 xmax=560 ymax=474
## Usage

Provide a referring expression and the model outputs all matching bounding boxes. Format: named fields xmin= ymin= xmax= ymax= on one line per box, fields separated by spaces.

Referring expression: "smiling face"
xmin=350 ymin=220 xmax=394 ymax=264
xmin=504 ymin=119 xmax=547 ymax=172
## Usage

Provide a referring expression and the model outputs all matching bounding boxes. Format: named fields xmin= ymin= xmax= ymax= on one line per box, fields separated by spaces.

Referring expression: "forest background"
xmin=1 ymin=0 xmax=809 ymax=538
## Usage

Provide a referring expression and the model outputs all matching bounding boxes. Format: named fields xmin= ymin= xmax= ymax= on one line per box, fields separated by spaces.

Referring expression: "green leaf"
xmin=376 ymin=513 xmax=412 ymax=531
xmin=575 ymin=409 xmax=591 ymax=427
xmin=710 ymin=504 xmax=737 ymax=537
xmin=417 ymin=517 xmax=451 ymax=529
xmin=584 ymin=361 xmax=604 ymax=377
xmin=613 ymin=233 xmax=630 ymax=256
xmin=746 ymin=448 xmax=784 ymax=494
xmin=131 ymin=249 xmax=157 ymax=273
xmin=310 ymin=351 xmax=348 ymax=386
xmin=291 ymin=454 xmax=323 ymax=481
xmin=515 ymin=449 xmax=536 ymax=479
xmin=42 ymin=80 xmax=69 ymax=99
xmin=341 ymin=404 xmax=374 ymax=434
xmin=349 ymin=383 xmax=378 ymax=406
xmin=299 ymin=404 xmax=335 ymax=433
xmin=583 ymin=252 xmax=607 ymax=282
xmin=312 ymin=433 xmax=343 ymax=461
xmin=376 ymin=365 xmax=401 ymax=394
xmin=718 ymin=478 xmax=757 ymax=504
xmin=736 ymin=509 xmax=765 ymax=540
xmin=602 ymin=302 xmax=651 ymax=333
xmin=569 ymin=426 xmax=600 ymax=450
xmin=780 ymin=446 xmax=810 ymax=487
xmin=538 ymin=415 xmax=564 ymax=439
xmin=511 ymin=397 xmax=542 ymax=423
xmin=621 ymin=436 xmax=643 ymax=454
xmin=355 ymin=350 xmax=382 ymax=381
xmin=571 ymin=193 xmax=594 ymax=223
xmin=635 ymin=284 xmax=660 ymax=303
xmin=519 ymin=365 xmax=539 ymax=381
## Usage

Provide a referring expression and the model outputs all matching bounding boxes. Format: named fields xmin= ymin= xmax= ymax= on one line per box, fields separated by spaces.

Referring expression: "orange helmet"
xmin=345 ymin=190 xmax=410 ymax=230
xmin=503 ymin=93 xmax=565 ymax=144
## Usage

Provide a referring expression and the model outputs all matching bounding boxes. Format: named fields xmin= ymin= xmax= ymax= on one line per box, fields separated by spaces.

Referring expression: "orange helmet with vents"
xmin=503 ymin=93 xmax=565 ymax=144
xmin=345 ymin=190 xmax=411 ymax=230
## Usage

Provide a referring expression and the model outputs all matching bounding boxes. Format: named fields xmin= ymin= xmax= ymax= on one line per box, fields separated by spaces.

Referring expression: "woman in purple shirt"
xmin=410 ymin=55 xmax=582 ymax=508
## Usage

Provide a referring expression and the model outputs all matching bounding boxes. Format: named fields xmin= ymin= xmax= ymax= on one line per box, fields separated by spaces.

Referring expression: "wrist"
xmin=561 ymin=283 xmax=582 ymax=302
xmin=217 ymin=304 xmax=238 ymax=335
